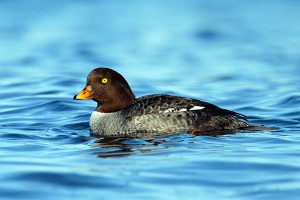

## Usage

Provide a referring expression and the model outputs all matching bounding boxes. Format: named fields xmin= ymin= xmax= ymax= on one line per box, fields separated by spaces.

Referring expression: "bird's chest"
xmin=89 ymin=111 xmax=124 ymax=135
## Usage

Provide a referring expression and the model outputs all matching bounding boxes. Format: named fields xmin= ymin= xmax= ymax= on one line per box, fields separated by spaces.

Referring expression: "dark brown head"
xmin=74 ymin=68 xmax=137 ymax=112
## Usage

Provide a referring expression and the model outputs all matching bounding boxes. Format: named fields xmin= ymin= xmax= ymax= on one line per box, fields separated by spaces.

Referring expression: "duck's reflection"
xmin=90 ymin=136 xmax=168 ymax=158
xmin=88 ymin=130 xmax=240 ymax=158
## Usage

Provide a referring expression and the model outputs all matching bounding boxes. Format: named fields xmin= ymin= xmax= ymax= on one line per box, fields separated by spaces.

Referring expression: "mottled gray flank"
xmin=90 ymin=94 xmax=250 ymax=137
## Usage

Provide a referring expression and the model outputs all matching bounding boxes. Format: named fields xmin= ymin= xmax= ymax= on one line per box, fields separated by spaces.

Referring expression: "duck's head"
xmin=74 ymin=68 xmax=137 ymax=113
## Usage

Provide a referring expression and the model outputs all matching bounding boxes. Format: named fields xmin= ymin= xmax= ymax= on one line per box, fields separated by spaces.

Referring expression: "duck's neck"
xmin=96 ymin=97 xmax=137 ymax=113
xmin=95 ymin=88 xmax=137 ymax=113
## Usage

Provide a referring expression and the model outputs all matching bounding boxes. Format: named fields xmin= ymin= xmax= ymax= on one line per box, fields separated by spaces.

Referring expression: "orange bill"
xmin=73 ymin=85 xmax=93 ymax=100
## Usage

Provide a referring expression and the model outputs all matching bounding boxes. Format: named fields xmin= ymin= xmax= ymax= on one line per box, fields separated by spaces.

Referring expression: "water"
xmin=1 ymin=0 xmax=300 ymax=199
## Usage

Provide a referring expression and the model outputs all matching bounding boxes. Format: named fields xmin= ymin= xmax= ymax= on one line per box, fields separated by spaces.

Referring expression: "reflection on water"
xmin=1 ymin=0 xmax=300 ymax=199
xmin=91 ymin=135 xmax=180 ymax=158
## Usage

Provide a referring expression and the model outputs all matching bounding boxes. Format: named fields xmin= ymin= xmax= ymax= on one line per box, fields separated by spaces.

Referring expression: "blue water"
xmin=1 ymin=0 xmax=300 ymax=199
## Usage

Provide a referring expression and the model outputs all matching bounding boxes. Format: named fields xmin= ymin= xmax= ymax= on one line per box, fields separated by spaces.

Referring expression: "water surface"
xmin=1 ymin=0 xmax=300 ymax=199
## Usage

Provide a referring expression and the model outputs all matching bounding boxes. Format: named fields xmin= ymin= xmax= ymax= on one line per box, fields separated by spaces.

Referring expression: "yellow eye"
xmin=101 ymin=78 xmax=108 ymax=84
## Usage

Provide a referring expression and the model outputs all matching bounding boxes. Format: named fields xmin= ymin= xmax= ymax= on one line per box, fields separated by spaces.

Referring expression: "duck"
xmin=74 ymin=68 xmax=273 ymax=137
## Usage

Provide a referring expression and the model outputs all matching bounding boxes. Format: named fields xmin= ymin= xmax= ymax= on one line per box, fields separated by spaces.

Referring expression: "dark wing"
xmin=123 ymin=94 xmax=247 ymax=121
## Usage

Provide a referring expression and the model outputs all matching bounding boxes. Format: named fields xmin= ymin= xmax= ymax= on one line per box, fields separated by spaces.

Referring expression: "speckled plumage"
xmin=89 ymin=94 xmax=250 ymax=137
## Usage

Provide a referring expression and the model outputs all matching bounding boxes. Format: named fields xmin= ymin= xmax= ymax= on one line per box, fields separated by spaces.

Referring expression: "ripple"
xmin=276 ymin=94 xmax=300 ymax=106
xmin=1 ymin=100 xmax=80 ymax=116
xmin=194 ymin=29 xmax=222 ymax=41
xmin=0 ymin=133 xmax=35 ymax=140
xmin=3 ymin=171 xmax=125 ymax=188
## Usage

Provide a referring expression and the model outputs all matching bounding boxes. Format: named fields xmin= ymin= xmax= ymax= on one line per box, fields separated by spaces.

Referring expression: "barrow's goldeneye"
xmin=74 ymin=68 xmax=273 ymax=137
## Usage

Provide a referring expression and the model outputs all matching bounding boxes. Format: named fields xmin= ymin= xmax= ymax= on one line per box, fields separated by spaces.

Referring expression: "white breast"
xmin=89 ymin=111 xmax=123 ymax=135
